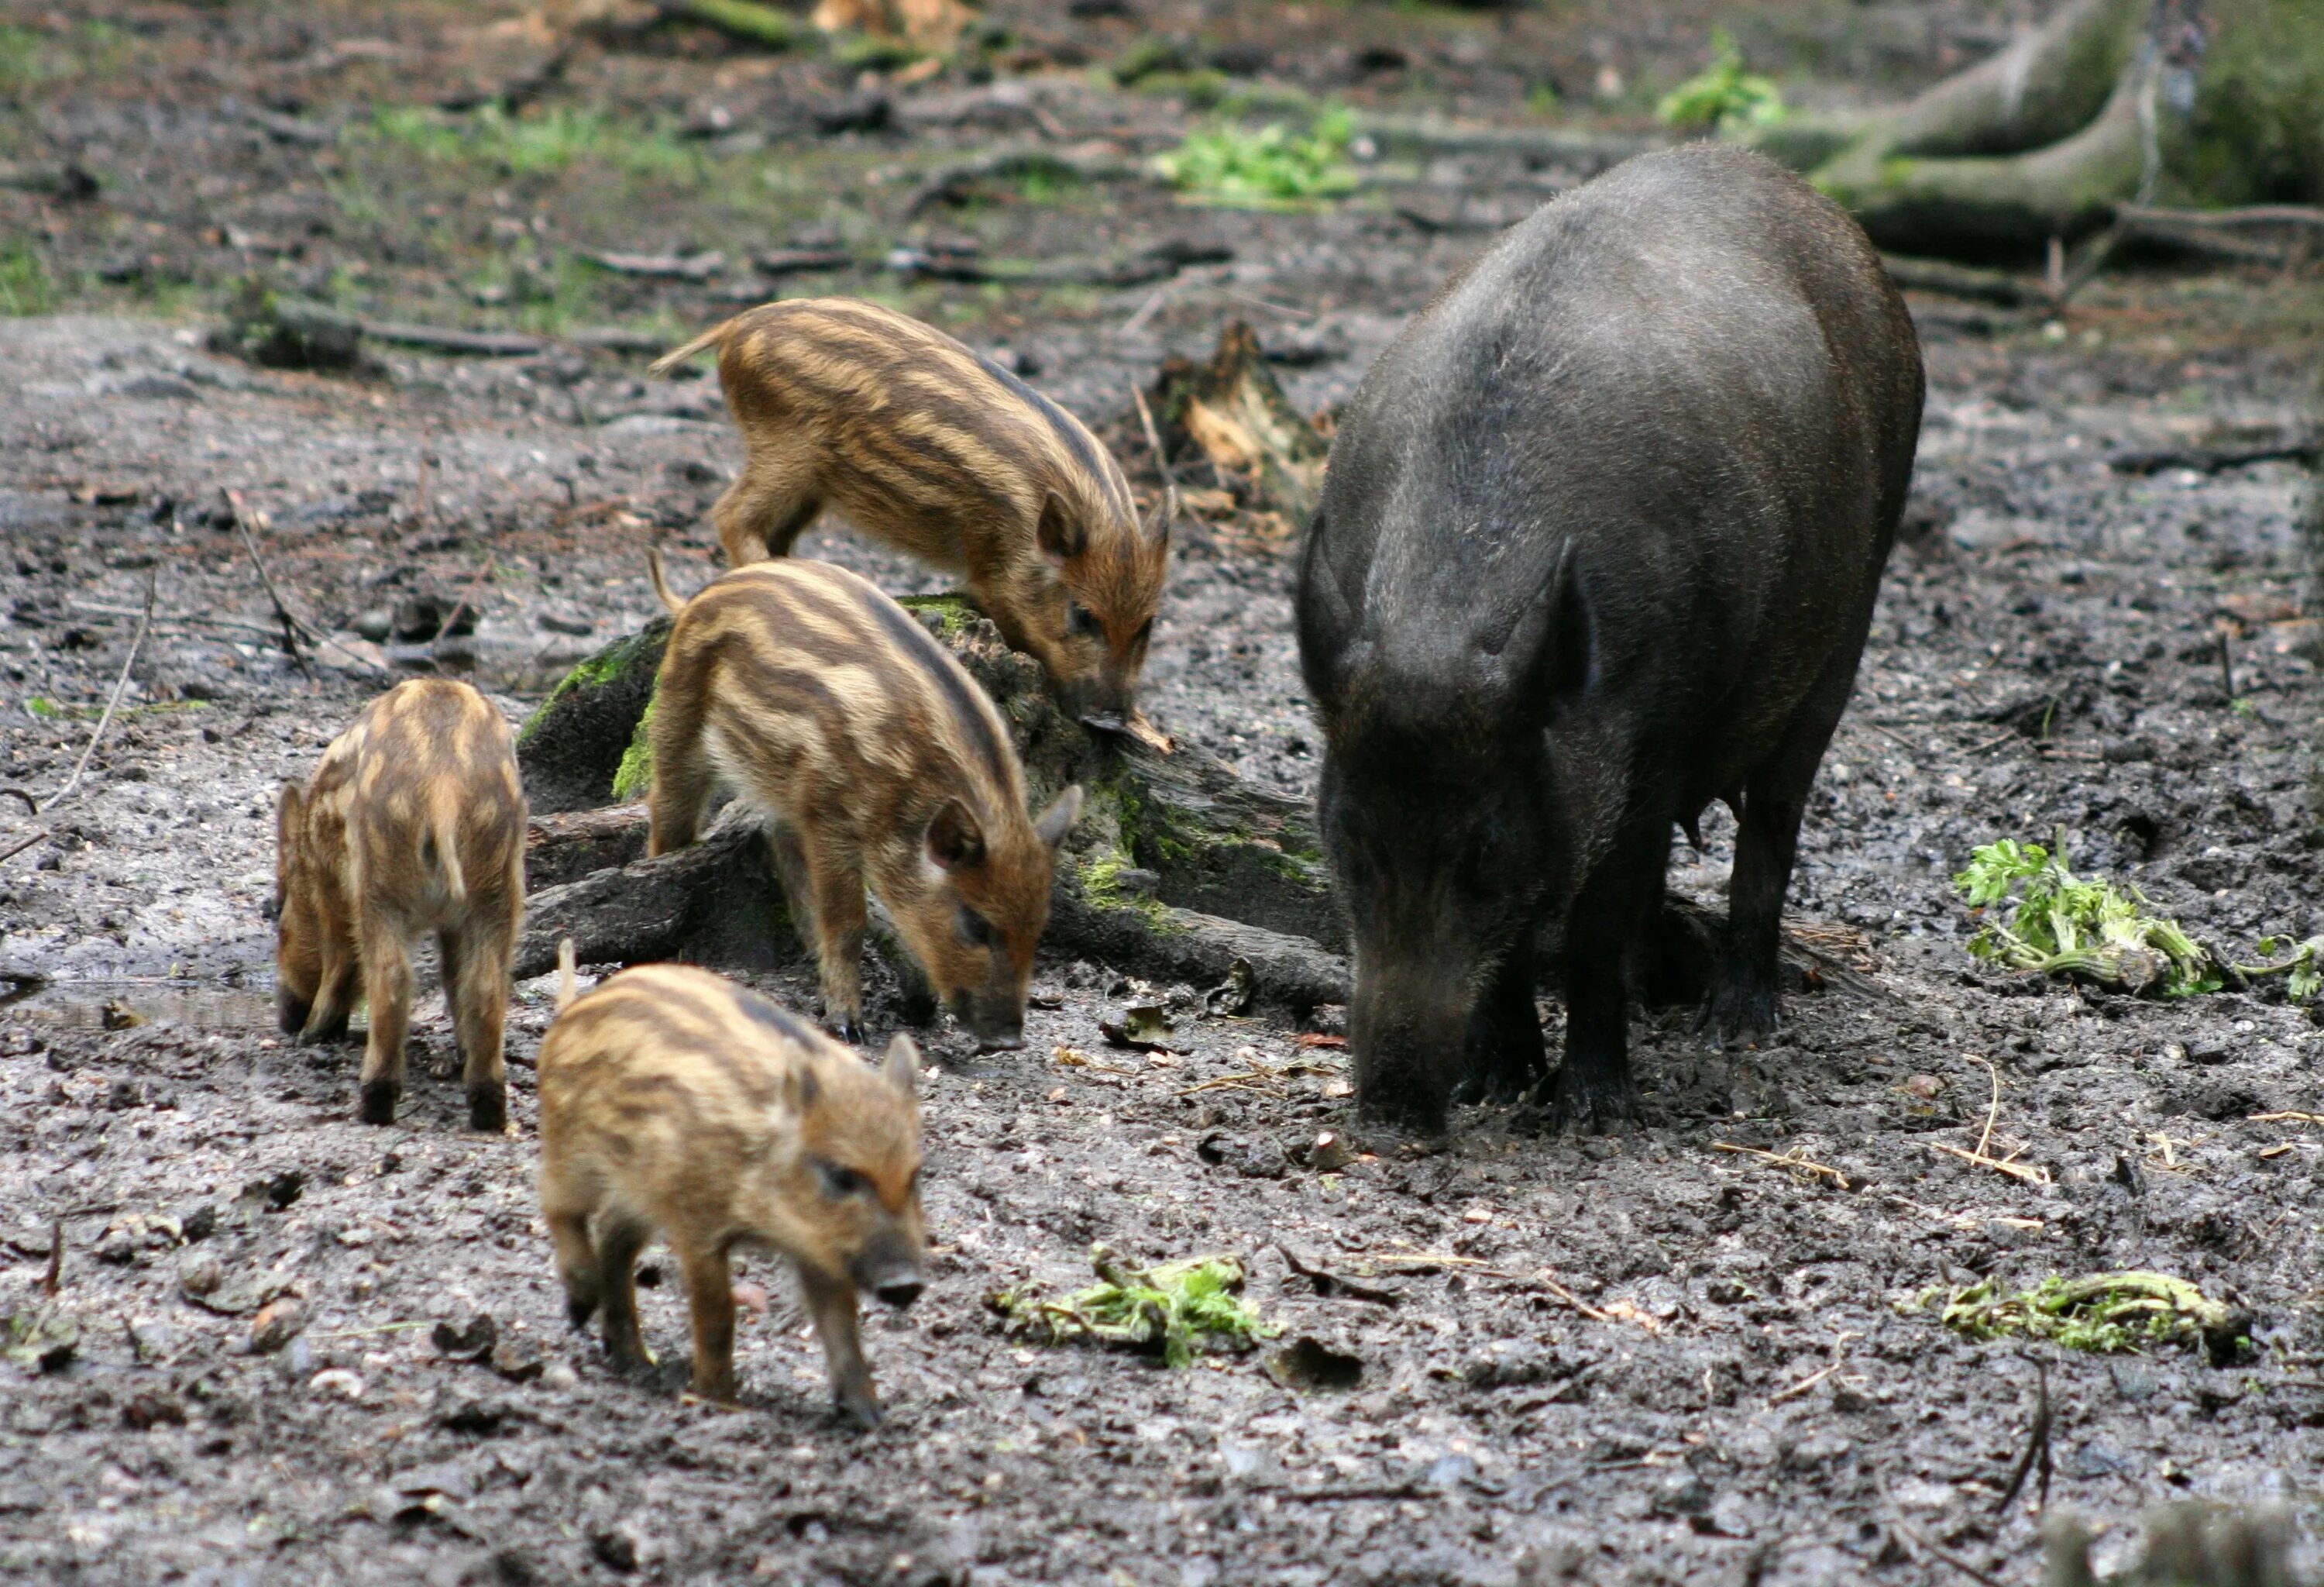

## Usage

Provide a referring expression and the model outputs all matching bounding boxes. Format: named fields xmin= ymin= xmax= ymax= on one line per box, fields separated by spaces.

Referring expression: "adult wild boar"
xmin=1296 ymin=146 xmax=1923 ymax=1134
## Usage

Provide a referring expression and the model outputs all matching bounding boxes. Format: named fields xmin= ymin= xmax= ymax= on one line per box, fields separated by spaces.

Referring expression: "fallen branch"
xmin=902 ymin=143 xmax=1147 ymax=217
xmin=2108 ymin=432 xmax=2319 ymax=474
xmin=666 ymin=0 xmax=796 ymax=50
xmin=1348 ymin=111 xmax=1659 ymax=170
xmin=359 ymin=319 xmax=545 ymax=357
xmin=40 ymin=569 xmax=156 ymax=813
xmin=583 ymin=249 xmax=726 ymax=281
xmin=1881 ymin=253 xmax=2045 ymax=308
xmin=752 ymin=247 xmax=854 ymax=277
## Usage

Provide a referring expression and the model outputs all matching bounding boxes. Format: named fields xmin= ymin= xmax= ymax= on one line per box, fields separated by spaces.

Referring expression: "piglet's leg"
xmin=712 ymin=435 xmax=820 ymax=566
xmin=805 ymin=846 xmax=868 ymax=1045
xmin=442 ymin=917 xmax=512 ymax=1132
xmin=797 ymin=1264 xmax=878 ymax=1429
xmin=540 ymin=1165 xmax=603 ymax=1329
xmin=677 ymin=1242 xmax=740 ymax=1405
xmin=596 ymin=1217 xmax=653 ymax=1375
xmin=300 ymin=931 xmax=358 ymax=1045
xmin=355 ymin=912 xmax=412 ymax=1126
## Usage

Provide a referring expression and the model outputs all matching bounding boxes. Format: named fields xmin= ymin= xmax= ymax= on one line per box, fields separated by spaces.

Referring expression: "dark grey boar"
xmin=1295 ymin=146 xmax=1924 ymax=1134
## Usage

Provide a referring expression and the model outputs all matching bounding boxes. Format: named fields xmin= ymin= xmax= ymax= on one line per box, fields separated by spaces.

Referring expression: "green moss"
xmin=2179 ymin=0 xmax=2324 ymax=203
xmin=1077 ymin=849 xmax=1174 ymax=930
xmin=895 ymin=591 xmax=982 ymax=639
xmin=610 ymin=694 xmax=656 ymax=802
xmin=518 ymin=625 xmax=663 ymax=745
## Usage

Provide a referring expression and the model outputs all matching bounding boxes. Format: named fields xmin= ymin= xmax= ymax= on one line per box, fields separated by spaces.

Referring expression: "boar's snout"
xmin=871 ymin=1272 xmax=924 ymax=1309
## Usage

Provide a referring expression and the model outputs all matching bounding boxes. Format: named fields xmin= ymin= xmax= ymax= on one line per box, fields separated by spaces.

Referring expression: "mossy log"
xmin=1787 ymin=0 xmax=2324 ymax=257
xmin=514 ymin=594 xmax=1346 ymax=1009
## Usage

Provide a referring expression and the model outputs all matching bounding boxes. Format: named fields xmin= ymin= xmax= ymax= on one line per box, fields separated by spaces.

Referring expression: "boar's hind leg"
xmin=713 ymin=440 xmax=822 ymax=567
xmin=442 ymin=920 xmax=512 ymax=1132
xmin=1549 ymin=821 xmax=1670 ymax=1131
xmin=1712 ymin=658 xmax=1859 ymax=1040
xmin=677 ymin=1241 xmax=741 ymax=1404
xmin=1454 ymin=938 xmax=1546 ymax=1105
xmin=355 ymin=914 xmax=413 ymax=1126
xmin=798 ymin=1264 xmax=879 ymax=1429
xmin=595 ymin=1215 xmax=655 ymax=1374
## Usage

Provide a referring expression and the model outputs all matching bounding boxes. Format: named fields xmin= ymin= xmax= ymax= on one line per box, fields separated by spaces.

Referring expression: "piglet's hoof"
xmin=467 ymin=1083 xmax=507 ymax=1134
xmin=836 ymin=1391 xmax=884 ymax=1430
xmin=827 ymin=1017 xmax=865 ymax=1045
xmin=359 ymin=1079 xmax=401 ymax=1127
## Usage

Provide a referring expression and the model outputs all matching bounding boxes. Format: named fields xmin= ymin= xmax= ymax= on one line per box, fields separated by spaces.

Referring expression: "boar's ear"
xmin=1033 ymin=784 xmax=1083 ymax=851
xmin=1143 ymin=486 xmax=1175 ymax=552
xmin=1499 ymin=539 xmax=1593 ymax=713
xmin=881 ymin=1032 xmax=920 ymax=1094
xmin=925 ymin=799 xmax=987 ymax=871
xmin=1036 ymin=492 xmax=1087 ymax=565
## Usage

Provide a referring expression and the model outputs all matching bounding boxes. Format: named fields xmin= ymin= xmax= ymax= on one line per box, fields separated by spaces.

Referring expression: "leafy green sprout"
xmin=1908 ymin=1272 xmax=2243 ymax=1358
xmin=0 ymin=240 xmax=54 ymax=317
xmin=1656 ymin=27 xmax=1787 ymax=134
xmin=1953 ymin=831 xmax=2220 ymax=997
xmin=988 ymin=1246 xmax=1277 ymax=1368
xmin=1153 ymin=105 xmax=1360 ymax=210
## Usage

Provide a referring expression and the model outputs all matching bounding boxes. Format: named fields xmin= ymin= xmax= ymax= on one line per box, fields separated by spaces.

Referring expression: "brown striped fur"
xmin=274 ymin=678 xmax=527 ymax=1130
xmin=645 ymin=559 xmax=1081 ymax=1048
xmin=651 ymin=297 xmax=1169 ymax=717
xmin=535 ymin=960 xmax=924 ymax=1427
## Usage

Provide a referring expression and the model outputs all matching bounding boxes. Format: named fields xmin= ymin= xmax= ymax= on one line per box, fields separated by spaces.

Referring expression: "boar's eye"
xmin=815 ymin=1159 xmax=869 ymax=1200
xmin=1065 ymin=600 xmax=1102 ymax=639
xmin=957 ymin=907 xmax=996 ymax=948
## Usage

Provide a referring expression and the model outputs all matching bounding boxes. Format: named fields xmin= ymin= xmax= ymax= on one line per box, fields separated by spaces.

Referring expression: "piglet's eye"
xmin=815 ymin=1160 xmax=868 ymax=1200
xmin=957 ymin=907 xmax=995 ymax=948
xmin=1066 ymin=601 xmax=1102 ymax=639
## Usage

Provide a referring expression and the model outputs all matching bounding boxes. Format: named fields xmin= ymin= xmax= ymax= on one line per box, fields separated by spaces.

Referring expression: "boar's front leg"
xmin=797 ymin=1263 xmax=880 ymax=1429
xmin=1454 ymin=937 xmax=1546 ymax=1105
xmin=1549 ymin=821 xmax=1670 ymax=1131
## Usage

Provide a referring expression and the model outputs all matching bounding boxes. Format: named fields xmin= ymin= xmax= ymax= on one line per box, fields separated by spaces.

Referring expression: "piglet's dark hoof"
xmin=359 ymin=1080 xmax=401 ymax=1127
xmin=1545 ymin=1071 xmax=1640 ymax=1135
xmin=836 ymin=1393 xmax=884 ymax=1430
xmin=828 ymin=1017 xmax=865 ymax=1045
xmin=467 ymin=1084 xmax=507 ymax=1134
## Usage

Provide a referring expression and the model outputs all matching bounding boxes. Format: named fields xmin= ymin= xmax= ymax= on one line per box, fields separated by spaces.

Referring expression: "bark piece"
xmin=514 ymin=816 xmax=796 ymax=981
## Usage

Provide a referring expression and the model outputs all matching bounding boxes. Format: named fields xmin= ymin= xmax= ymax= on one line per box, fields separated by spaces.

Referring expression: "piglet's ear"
xmin=277 ymin=783 xmax=304 ymax=845
xmin=882 ymin=1032 xmax=920 ymax=1094
xmin=1033 ymin=785 xmax=1083 ymax=852
xmin=926 ymin=799 xmax=987 ymax=871
xmin=1036 ymin=492 xmax=1087 ymax=564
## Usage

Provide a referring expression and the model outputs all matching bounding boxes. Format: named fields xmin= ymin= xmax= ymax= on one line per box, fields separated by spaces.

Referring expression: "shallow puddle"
xmin=1 ymin=978 xmax=284 ymax=1032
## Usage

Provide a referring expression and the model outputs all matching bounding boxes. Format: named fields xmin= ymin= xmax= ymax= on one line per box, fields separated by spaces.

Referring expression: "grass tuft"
xmin=0 ymin=240 xmax=55 ymax=317
xmin=1906 ymin=1271 xmax=2248 ymax=1362
xmin=1153 ymin=105 xmax=1359 ymax=210
xmin=1657 ymin=27 xmax=1786 ymax=134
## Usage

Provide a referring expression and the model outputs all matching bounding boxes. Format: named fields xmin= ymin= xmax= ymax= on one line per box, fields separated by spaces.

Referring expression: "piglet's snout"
xmin=871 ymin=1272 xmax=924 ymax=1308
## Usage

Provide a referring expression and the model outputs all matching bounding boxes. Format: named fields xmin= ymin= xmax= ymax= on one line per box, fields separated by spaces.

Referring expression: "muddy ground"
xmin=3 ymin=2 xmax=2322 ymax=1584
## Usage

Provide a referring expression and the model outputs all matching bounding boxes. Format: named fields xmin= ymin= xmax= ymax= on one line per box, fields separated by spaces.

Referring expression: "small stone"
xmin=178 ymin=1252 xmax=224 ymax=1296
xmin=309 ymin=1368 xmax=365 ymax=1400
xmin=249 ymin=1297 xmax=308 ymax=1355
xmin=540 ymin=1362 xmax=579 ymax=1393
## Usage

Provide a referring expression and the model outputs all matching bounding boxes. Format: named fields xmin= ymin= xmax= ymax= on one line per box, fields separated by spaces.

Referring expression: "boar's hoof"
xmin=828 ymin=1016 xmax=865 ymax=1045
xmin=467 ymin=1083 xmax=507 ymax=1134
xmin=837 ymin=1391 xmax=884 ymax=1430
xmin=359 ymin=1079 xmax=401 ymax=1127
xmin=1545 ymin=1068 xmax=1640 ymax=1134
xmin=1703 ymin=978 xmax=1783 ymax=1046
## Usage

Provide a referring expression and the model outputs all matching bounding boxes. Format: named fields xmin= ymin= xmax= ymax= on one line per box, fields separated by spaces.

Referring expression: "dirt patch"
xmin=3 ymin=4 xmax=2322 ymax=1584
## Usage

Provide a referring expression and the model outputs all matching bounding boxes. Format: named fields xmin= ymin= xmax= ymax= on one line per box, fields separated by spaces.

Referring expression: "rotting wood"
xmin=1146 ymin=320 xmax=1329 ymax=522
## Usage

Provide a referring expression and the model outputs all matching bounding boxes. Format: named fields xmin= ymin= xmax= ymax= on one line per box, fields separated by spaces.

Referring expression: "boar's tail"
xmin=555 ymin=938 xmax=578 ymax=1011
xmin=421 ymin=790 xmax=467 ymax=907
xmin=647 ymin=545 xmax=685 ymax=616
xmin=647 ymin=320 xmax=732 ymax=378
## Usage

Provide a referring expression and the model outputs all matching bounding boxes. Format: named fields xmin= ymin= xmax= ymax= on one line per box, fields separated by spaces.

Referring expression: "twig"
xmin=1766 ymin=1361 xmax=1842 ymax=1406
xmin=1993 ymin=1358 xmax=2052 ymax=1513
xmin=0 ymin=830 xmax=47 ymax=865
xmin=442 ymin=555 xmax=500 ymax=639
xmin=226 ymin=491 xmax=390 ymax=676
xmin=0 ymin=789 xmax=36 ymax=814
xmin=2250 ymin=1111 xmax=2324 ymax=1126
xmin=1712 ymin=1141 xmax=1851 ymax=1191
xmin=229 ymin=491 xmax=315 ymax=678
xmin=1132 ymin=384 xmax=1181 ymax=528
xmin=1968 ymin=1055 xmax=2001 ymax=1161
xmin=40 ymin=1220 xmax=61 ymax=1296
xmin=40 ymin=567 xmax=155 ymax=813
xmin=1884 ymin=1499 xmax=2010 ymax=1587
xmin=2218 ymin=630 xmax=2236 ymax=700
xmin=1930 ymin=1141 xmax=2052 ymax=1185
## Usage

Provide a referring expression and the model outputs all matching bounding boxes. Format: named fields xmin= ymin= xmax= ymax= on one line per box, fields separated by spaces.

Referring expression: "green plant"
xmin=1153 ymin=105 xmax=1359 ymax=210
xmin=1954 ymin=830 xmax=2219 ymax=996
xmin=1657 ymin=27 xmax=1786 ymax=134
xmin=365 ymin=102 xmax=697 ymax=181
xmin=987 ymin=1246 xmax=1276 ymax=1368
xmin=0 ymin=240 xmax=53 ymax=316
xmin=1907 ymin=1272 xmax=2247 ymax=1362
